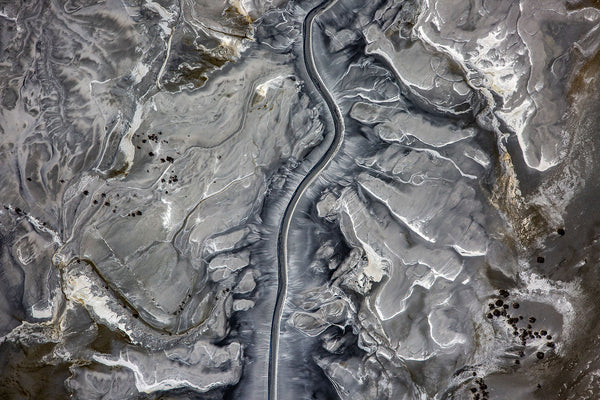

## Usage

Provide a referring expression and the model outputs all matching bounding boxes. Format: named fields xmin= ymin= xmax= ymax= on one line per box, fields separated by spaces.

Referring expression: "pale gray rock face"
xmin=1 ymin=0 xmax=600 ymax=399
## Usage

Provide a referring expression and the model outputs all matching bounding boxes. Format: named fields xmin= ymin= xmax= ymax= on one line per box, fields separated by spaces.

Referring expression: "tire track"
xmin=268 ymin=0 xmax=344 ymax=399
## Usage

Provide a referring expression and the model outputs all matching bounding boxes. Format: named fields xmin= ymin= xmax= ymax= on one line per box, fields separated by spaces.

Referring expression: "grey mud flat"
xmin=3 ymin=0 xmax=600 ymax=399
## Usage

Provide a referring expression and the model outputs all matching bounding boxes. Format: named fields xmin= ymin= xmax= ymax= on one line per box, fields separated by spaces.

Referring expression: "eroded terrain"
xmin=2 ymin=0 xmax=600 ymax=399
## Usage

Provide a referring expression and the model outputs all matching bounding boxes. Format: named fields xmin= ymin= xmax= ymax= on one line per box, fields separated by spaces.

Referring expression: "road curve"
xmin=268 ymin=0 xmax=344 ymax=399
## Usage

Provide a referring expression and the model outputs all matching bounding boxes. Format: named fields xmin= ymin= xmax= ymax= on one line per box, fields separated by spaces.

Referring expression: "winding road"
xmin=268 ymin=0 xmax=344 ymax=399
